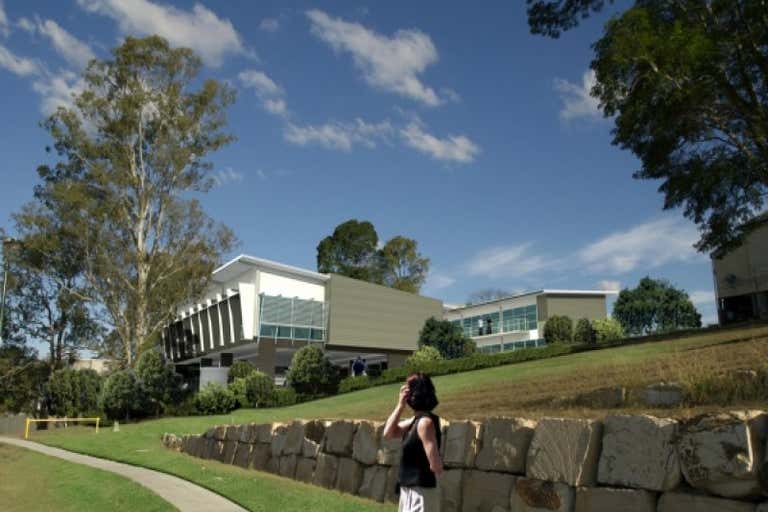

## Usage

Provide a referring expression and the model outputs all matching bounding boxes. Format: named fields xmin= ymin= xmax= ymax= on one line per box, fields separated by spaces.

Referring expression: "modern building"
xmin=443 ymin=290 xmax=615 ymax=353
xmin=162 ymin=254 xmax=442 ymax=388
xmin=712 ymin=216 xmax=768 ymax=324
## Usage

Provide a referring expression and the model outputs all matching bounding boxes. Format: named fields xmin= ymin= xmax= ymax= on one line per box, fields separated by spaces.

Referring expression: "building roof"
xmin=212 ymin=254 xmax=330 ymax=284
xmin=444 ymin=289 xmax=618 ymax=312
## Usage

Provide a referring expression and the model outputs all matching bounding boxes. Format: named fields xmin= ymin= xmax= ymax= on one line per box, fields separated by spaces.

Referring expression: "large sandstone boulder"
xmin=232 ymin=442 xmax=252 ymax=468
xmin=376 ymin=424 xmax=401 ymax=466
xmin=313 ymin=453 xmax=340 ymax=489
xmin=279 ymin=455 xmax=298 ymax=479
xmin=462 ymin=470 xmax=516 ymax=512
xmin=255 ymin=423 xmax=275 ymax=444
xmin=335 ymin=457 xmax=363 ymax=494
xmin=226 ymin=425 xmax=241 ymax=442
xmin=644 ymin=383 xmax=684 ymax=407
xmin=353 ymin=421 xmax=381 ymax=465
xmin=440 ymin=469 xmax=464 ymax=512
xmin=476 ymin=418 xmax=537 ymax=474
xmin=574 ymin=487 xmax=656 ymax=512
xmin=597 ymin=414 xmax=681 ymax=491
xmin=678 ymin=411 xmax=767 ymax=498
xmin=283 ymin=420 xmax=306 ymax=455
xmin=249 ymin=443 xmax=271 ymax=471
xmin=324 ymin=420 xmax=357 ymax=456
xmin=510 ymin=478 xmax=573 ymax=512
xmin=657 ymin=492 xmax=756 ymax=512
xmin=221 ymin=440 xmax=238 ymax=464
xmin=526 ymin=418 xmax=602 ymax=486
xmin=385 ymin=465 xmax=399 ymax=503
xmin=444 ymin=421 xmax=481 ymax=468
xmin=240 ymin=423 xmax=256 ymax=443
xmin=214 ymin=425 xmax=228 ymax=441
xmin=302 ymin=438 xmax=321 ymax=459
xmin=304 ymin=420 xmax=327 ymax=443
xmin=270 ymin=424 xmax=288 ymax=458
xmin=358 ymin=465 xmax=388 ymax=502
xmin=295 ymin=457 xmax=316 ymax=483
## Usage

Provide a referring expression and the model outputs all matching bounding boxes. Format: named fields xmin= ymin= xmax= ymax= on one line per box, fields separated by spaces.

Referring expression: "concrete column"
xmin=254 ymin=339 xmax=276 ymax=377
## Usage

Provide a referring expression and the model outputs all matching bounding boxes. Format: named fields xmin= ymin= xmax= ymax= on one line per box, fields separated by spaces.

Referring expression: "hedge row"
xmin=338 ymin=343 xmax=577 ymax=394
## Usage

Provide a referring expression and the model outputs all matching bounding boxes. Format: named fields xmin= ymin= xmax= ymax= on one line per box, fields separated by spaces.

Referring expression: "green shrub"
xmin=418 ymin=317 xmax=475 ymax=359
xmin=244 ymin=371 xmax=275 ymax=408
xmin=193 ymin=382 xmax=237 ymax=415
xmin=592 ymin=318 xmax=625 ymax=343
xmin=543 ymin=315 xmax=573 ymax=344
xmin=228 ymin=360 xmax=256 ymax=383
xmin=135 ymin=351 xmax=184 ymax=416
xmin=339 ymin=375 xmax=375 ymax=394
xmin=286 ymin=345 xmax=340 ymax=396
xmin=163 ymin=395 xmax=198 ymax=417
xmin=574 ymin=318 xmax=596 ymax=344
xmin=228 ymin=377 xmax=250 ymax=408
xmin=271 ymin=387 xmax=298 ymax=407
xmin=99 ymin=370 xmax=148 ymax=421
xmin=47 ymin=368 xmax=102 ymax=418
xmin=405 ymin=346 xmax=443 ymax=372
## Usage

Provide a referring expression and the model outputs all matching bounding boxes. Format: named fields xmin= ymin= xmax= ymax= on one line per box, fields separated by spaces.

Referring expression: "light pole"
xmin=0 ymin=236 xmax=16 ymax=346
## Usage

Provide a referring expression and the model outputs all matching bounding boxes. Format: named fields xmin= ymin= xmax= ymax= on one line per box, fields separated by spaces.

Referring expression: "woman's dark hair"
xmin=405 ymin=373 xmax=439 ymax=411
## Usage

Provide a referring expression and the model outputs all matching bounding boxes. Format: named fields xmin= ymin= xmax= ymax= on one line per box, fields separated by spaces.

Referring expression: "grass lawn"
xmin=0 ymin=442 xmax=175 ymax=512
xmin=34 ymin=323 xmax=768 ymax=512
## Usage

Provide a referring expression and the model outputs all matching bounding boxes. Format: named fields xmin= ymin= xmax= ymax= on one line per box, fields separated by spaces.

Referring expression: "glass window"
xmin=293 ymin=327 xmax=310 ymax=340
xmin=277 ymin=326 xmax=292 ymax=339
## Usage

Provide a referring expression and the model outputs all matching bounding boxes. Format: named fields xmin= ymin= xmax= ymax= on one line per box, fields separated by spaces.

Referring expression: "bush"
xmin=592 ymin=318 xmax=625 ymax=343
xmin=244 ymin=371 xmax=275 ymax=408
xmin=286 ymin=345 xmax=340 ymax=396
xmin=47 ymin=368 xmax=102 ymax=418
xmin=194 ymin=382 xmax=236 ymax=415
xmin=405 ymin=346 xmax=443 ymax=372
xmin=272 ymin=387 xmax=298 ymax=407
xmin=574 ymin=318 xmax=596 ymax=344
xmin=228 ymin=360 xmax=256 ymax=383
xmin=99 ymin=370 xmax=148 ymax=421
xmin=164 ymin=395 xmax=198 ymax=417
xmin=135 ymin=351 xmax=184 ymax=416
xmin=228 ymin=377 xmax=250 ymax=408
xmin=543 ymin=315 xmax=573 ymax=344
xmin=418 ymin=317 xmax=475 ymax=359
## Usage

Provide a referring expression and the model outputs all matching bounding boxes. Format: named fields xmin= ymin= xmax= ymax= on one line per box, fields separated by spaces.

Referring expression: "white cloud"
xmin=597 ymin=280 xmax=621 ymax=292
xmin=284 ymin=118 xmax=392 ymax=151
xmin=689 ymin=290 xmax=715 ymax=307
xmin=578 ymin=218 xmax=702 ymax=274
xmin=77 ymin=0 xmax=244 ymax=67
xmin=238 ymin=69 xmax=288 ymax=118
xmin=467 ymin=243 xmax=556 ymax=279
xmin=211 ymin=167 xmax=244 ymax=187
xmin=259 ymin=18 xmax=279 ymax=32
xmin=306 ymin=9 xmax=445 ymax=106
xmin=32 ymin=70 xmax=86 ymax=114
xmin=34 ymin=19 xmax=95 ymax=69
xmin=0 ymin=1 xmax=9 ymax=37
xmin=554 ymin=69 xmax=603 ymax=122
xmin=17 ymin=17 xmax=34 ymax=33
xmin=400 ymin=121 xmax=479 ymax=164
xmin=0 ymin=44 xmax=40 ymax=76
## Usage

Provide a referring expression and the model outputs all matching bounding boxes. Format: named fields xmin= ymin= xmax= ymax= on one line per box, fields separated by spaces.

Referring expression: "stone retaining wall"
xmin=161 ymin=410 xmax=768 ymax=511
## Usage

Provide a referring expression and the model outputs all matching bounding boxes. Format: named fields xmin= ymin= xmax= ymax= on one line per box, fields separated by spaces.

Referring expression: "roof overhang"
xmin=212 ymin=254 xmax=330 ymax=284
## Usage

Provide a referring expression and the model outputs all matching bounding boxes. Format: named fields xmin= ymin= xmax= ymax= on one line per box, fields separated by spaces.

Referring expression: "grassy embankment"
xmin=0 ymin=443 xmax=175 ymax=512
xmin=33 ymin=323 xmax=768 ymax=512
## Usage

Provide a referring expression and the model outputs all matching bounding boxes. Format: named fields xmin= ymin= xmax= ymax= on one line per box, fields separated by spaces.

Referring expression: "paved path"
xmin=0 ymin=436 xmax=247 ymax=512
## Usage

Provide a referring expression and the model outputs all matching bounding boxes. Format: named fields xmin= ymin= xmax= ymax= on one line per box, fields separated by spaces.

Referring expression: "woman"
xmin=383 ymin=373 xmax=443 ymax=512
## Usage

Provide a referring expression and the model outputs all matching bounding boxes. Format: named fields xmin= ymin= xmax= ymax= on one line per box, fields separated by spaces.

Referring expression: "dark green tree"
xmin=613 ymin=277 xmax=702 ymax=335
xmin=99 ymin=370 xmax=149 ymax=421
xmin=46 ymin=368 xmax=102 ymax=418
xmin=418 ymin=317 xmax=476 ymax=359
xmin=378 ymin=236 xmax=430 ymax=294
xmin=0 ymin=344 xmax=49 ymax=414
xmin=528 ymin=0 xmax=768 ymax=254
xmin=228 ymin=360 xmax=256 ymax=383
xmin=135 ymin=351 xmax=184 ymax=417
xmin=244 ymin=371 xmax=276 ymax=408
xmin=543 ymin=315 xmax=573 ymax=344
xmin=574 ymin=317 xmax=596 ymax=344
xmin=317 ymin=220 xmax=381 ymax=282
xmin=36 ymin=36 xmax=236 ymax=367
xmin=286 ymin=345 xmax=340 ymax=397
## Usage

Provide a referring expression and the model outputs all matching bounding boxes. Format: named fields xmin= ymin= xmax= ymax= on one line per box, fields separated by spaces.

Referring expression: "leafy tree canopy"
xmin=317 ymin=219 xmax=380 ymax=282
xmin=613 ymin=277 xmax=701 ymax=335
xmin=286 ymin=345 xmax=340 ymax=397
xmin=529 ymin=0 xmax=768 ymax=254
xmin=378 ymin=236 xmax=430 ymax=294
xmin=543 ymin=315 xmax=573 ymax=344
xmin=418 ymin=317 xmax=476 ymax=359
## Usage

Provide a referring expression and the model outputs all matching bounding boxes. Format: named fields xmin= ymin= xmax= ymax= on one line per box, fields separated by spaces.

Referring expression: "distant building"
xmin=162 ymin=254 xmax=442 ymax=388
xmin=443 ymin=290 xmax=615 ymax=353
xmin=712 ymin=216 xmax=768 ymax=324
xmin=70 ymin=358 xmax=113 ymax=375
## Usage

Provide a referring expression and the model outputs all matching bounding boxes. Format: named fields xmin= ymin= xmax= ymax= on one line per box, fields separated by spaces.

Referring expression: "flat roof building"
xmin=443 ymin=290 xmax=616 ymax=353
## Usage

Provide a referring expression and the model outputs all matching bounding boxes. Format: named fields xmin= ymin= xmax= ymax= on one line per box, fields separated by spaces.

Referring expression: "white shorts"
xmin=399 ymin=486 xmax=440 ymax=512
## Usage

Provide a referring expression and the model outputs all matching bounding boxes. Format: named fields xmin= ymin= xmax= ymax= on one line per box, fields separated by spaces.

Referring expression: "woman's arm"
xmin=417 ymin=417 xmax=443 ymax=476
xmin=383 ymin=384 xmax=412 ymax=439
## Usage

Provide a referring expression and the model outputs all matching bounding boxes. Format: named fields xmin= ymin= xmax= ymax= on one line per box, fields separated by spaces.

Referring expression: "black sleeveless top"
xmin=398 ymin=412 xmax=441 ymax=489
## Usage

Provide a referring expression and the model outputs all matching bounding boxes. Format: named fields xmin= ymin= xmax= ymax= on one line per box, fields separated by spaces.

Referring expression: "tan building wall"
xmin=712 ymin=222 xmax=768 ymax=299
xmin=325 ymin=274 xmax=443 ymax=353
xmin=539 ymin=294 xmax=607 ymax=324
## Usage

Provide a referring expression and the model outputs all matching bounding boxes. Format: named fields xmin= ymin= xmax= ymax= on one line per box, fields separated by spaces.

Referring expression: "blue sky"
xmin=0 ymin=0 xmax=718 ymax=324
